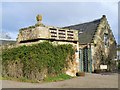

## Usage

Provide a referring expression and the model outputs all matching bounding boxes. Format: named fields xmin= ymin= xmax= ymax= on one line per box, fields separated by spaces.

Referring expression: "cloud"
xmin=1 ymin=29 xmax=18 ymax=40
xmin=1 ymin=0 xmax=119 ymax=2
xmin=2 ymin=2 xmax=118 ymax=43
xmin=0 ymin=31 xmax=11 ymax=39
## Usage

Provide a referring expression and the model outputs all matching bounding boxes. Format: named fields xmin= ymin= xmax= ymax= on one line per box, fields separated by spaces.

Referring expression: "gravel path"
xmin=2 ymin=73 xmax=118 ymax=88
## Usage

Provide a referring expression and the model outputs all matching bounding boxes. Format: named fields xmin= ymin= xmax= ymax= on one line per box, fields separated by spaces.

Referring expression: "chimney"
xmin=102 ymin=15 xmax=106 ymax=18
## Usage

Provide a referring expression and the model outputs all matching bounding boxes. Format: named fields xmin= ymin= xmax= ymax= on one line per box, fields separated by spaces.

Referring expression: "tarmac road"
xmin=2 ymin=73 xmax=119 ymax=88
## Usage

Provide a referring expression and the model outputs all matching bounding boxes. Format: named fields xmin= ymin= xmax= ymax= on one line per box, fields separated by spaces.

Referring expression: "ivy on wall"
xmin=2 ymin=42 xmax=75 ymax=80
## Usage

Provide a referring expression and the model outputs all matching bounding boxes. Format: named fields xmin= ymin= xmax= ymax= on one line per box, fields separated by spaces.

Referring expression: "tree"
xmin=0 ymin=31 xmax=11 ymax=39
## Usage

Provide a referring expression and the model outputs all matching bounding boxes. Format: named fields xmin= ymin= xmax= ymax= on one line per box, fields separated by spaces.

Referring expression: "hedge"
xmin=2 ymin=41 xmax=75 ymax=81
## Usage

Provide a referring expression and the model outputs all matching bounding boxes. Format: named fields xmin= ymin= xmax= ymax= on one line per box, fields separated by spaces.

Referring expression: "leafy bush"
xmin=2 ymin=42 xmax=75 ymax=81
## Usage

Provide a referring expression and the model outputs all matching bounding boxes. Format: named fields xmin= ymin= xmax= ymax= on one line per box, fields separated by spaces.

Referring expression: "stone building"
xmin=17 ymin=15 xmax=78 ymax=48
xmin=64 ymin=15 xmax=117 ymax=72
xmin=116 ymin=45 xmax=120 ymax=70
xmin=17 ymin=15 xmax=79 ymax=76
xmin=117 ymin=45 xmax=120 ymax=60
xmin=17 ymin=15 xmax=117 ymax=75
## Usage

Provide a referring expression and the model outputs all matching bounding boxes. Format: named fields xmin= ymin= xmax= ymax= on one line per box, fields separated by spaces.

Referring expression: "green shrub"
xmin=2 ymin=42 xmax=75 ymax=81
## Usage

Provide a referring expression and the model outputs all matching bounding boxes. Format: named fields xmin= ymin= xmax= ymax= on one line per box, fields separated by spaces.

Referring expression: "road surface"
xmin=2 ymin=73 xmax=118 ymax=88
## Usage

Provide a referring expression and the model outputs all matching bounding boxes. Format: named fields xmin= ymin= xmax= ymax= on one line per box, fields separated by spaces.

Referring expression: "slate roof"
xmin=63 ymin=18 xmax=101 ymax=44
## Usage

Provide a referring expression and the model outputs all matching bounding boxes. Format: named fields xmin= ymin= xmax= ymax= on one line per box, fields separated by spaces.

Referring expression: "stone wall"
xmin=91 ymin=17 xmax=117 ymax=71
xmin=16 ymin=24 xmax=79 ymax=76
xmin=17 ymin=25 xmax=78 ymax=43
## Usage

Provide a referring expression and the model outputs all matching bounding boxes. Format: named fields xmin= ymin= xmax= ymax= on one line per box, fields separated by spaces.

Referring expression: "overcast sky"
xmin=1 ymin=2 xmax=119 ymax=43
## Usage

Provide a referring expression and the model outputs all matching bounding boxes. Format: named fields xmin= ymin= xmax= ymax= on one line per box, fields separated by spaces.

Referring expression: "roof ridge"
xmin=63 ymin=18 xmax=102 ymax=28
xmin=78 ymin=18 xmax=101 ymax=25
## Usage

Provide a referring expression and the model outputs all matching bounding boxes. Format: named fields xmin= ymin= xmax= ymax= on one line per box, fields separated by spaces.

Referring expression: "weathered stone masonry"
xmin=17 ymin=15 xmax=79 ymax=76
xmin=16 ymin=15 xmax=117 ymax=76
xmin=64 ymin=15 xmax=117 ymax=72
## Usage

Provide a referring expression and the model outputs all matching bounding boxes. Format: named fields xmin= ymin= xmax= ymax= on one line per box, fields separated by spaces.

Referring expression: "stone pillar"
xmin=57 ymin=28 xmax=59 ymax=39
xmin=91 ymin=43 xmax=94 ymax=72
xmin=79 ymin=49 xmax=83 ymax=72
xmin=76 ymin=43 xmax=80 ymax=72
xmin=65 ymin=30 xmax=67 ymax=40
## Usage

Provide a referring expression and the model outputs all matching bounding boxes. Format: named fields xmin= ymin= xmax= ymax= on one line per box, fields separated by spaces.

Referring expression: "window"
xmin=104 ymin=33 xmax=109 ymax=47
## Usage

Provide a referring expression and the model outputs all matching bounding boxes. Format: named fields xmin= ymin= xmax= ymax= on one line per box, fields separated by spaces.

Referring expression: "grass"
xmin=44 ymin=73 xmax=72 ymax=82
xmin=1 ymin=76 xmax=38 ymax=83
xmin=1 ymin=74 xmax=73 ymax=83
xmin=0 ymin=76 xmax=3 ymax=80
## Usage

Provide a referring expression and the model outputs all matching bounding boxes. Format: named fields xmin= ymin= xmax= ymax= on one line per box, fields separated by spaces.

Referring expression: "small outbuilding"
xmin=64 ymin=15 xmax=117 ymax=72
